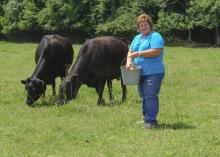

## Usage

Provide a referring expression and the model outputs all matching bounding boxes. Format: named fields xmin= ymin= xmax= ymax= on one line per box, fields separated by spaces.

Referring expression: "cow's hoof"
xmin=97 ymin=99 xmax=105 ymax=106
xmin=122 ymin=96 xmax=126 ymax=102
xmin=27 ymin=103 xmax=36 ymax=108
xmin=56 ymin=99 xmax=65 ymax=105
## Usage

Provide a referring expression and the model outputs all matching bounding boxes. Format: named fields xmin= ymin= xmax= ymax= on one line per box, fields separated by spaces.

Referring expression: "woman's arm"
xmin=128 ymin=48 xmax=162 ymax=59
xmin=126 ymin=49 xmax=133 ymax=68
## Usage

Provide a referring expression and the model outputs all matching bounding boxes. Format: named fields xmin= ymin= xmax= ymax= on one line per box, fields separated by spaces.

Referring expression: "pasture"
xmin=0 ymin=41 xmax=220 ymax=157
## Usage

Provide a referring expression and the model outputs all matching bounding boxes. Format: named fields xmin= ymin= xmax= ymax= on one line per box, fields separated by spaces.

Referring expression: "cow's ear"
xmin=21 ymin=79 xmax=27 ymax=84
xmin=21 ymin=78 xmax=30 ymax=84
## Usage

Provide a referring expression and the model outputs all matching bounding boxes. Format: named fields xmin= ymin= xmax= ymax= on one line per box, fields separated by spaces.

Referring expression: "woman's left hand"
xmin=128 ymin=52 xmax=139 ymax=59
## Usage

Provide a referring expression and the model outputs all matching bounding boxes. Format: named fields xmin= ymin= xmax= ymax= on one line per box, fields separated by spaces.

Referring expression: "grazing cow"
xmin=58 ymin=36 xmax=128 ymax=105
xmin=21 ymin=34 xmax=74 ymax=105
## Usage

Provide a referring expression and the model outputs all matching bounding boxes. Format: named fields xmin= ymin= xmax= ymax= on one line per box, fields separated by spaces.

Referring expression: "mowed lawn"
xmin=0 ymin=41 xmax=220 ymax=157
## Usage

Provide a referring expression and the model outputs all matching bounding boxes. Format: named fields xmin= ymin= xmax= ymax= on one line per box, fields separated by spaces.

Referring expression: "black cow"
xmin=58 ymin=36 xmax=128 ymax=105
xmin=21 ymin=34 xmax=74 ymax=105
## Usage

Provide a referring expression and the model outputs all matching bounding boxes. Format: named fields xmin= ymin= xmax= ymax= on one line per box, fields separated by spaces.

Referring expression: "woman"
xmin=126 ymin=13 xmax=165 ymax=129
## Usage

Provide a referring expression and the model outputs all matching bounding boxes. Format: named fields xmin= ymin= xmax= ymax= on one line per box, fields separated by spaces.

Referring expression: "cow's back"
xmin=72 ymin=36 xmax=128 ymax=84
xmin=35 ymin=35 xmax=73 ymax=65
xmin=33 ymin=34 xmax=74 ymax=83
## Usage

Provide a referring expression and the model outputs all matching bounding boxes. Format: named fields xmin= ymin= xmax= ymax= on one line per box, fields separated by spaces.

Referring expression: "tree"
xmin=73 ymin=0 xmax=126 ymax=37
xmin=156 ymin=0 xmax=195 ymax=42
xmin=19 ymin=0 xmax=38 ymax=31
xmin=95 ymin=3 xmax=138 ymax=37
xmin=188 ymin=0 xmax=220 ymax=46
xmin=96 ymin=0 xmax=160 ymax=38
xmin=0 ymin=0 xmax=23 ymax=34
xmin=36 ymin=0 xmax=75 ymax=32
xmin=0 ymin=0 xmax=218 ymax=44
xmin=0 ymin=1 xmax=5 ymax=32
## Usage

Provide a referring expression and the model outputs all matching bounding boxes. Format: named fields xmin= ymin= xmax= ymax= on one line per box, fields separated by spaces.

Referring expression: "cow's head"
xmin=58 ymin=74 xmax=80 ymax=104
xmin=21 ymin=78 xmax=46 ymax=105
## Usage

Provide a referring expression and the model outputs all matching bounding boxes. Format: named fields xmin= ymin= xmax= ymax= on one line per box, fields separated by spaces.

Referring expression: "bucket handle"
xmin=121 ymin=56 xmax=137 ymax=68
xmin=121 ymin=51 xmax=141 ymax=68
xmin=121 ymin=57 xmax=127 ymax=66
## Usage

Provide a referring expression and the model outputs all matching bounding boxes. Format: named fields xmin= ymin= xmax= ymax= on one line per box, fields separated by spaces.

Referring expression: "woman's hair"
xmin=136 ymin=13 xmax=154 ymax=30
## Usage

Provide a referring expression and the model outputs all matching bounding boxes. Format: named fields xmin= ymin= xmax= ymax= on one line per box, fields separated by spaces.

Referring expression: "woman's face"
xmin=138 ymin=21 xmax=151 ymax=36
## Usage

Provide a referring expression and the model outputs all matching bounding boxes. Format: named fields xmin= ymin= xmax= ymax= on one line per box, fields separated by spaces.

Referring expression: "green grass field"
xmin=0 ymin=41 xmax=220 ymax=157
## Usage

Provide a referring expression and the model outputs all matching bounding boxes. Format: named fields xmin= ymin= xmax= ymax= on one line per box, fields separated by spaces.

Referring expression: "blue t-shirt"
xmin=130 ymin=31 xmax=165 ymax=76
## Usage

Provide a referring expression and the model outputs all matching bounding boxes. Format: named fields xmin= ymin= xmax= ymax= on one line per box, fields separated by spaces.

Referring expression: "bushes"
xmin=0 ymin=0 xmax=219 ymax=44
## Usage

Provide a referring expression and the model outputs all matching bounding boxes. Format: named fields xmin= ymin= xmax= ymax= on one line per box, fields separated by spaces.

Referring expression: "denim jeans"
xmin=138 ymin=73 xmax=164 ymax=123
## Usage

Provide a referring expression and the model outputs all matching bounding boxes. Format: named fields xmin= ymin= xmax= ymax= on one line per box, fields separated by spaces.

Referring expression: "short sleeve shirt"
xmin=129 ymin=31 xmax=165 ymax=76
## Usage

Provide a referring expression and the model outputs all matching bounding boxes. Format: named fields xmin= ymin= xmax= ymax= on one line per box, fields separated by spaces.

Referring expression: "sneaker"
xmin=145 ymin=121 xmax=158 ymax=129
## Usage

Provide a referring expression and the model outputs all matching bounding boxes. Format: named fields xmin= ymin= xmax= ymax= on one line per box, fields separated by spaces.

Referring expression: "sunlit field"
xmin=0 ymin=42 xmax=220 ymax=157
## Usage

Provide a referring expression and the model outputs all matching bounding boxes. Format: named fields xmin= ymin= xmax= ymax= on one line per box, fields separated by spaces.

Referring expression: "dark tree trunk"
xmin=215 ymin=26 xmax=220 ymax=46
xmin=188 ymin=29 xmax=192 ymax=41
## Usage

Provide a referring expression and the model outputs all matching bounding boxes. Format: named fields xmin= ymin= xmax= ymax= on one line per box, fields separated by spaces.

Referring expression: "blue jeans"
xmin=138 ymin=73 xmax=164 ymax=123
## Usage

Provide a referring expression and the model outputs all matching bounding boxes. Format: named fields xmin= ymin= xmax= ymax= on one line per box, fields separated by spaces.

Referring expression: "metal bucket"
xmin=120 ymin=65 xmax=141 ymax=85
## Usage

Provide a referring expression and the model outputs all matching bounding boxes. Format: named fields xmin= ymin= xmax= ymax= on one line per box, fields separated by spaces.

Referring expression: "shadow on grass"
xmin=30 ymin=97 xmax=125 ymax=108
xmin=99 ymin=99 xmax=126 ymax=107
xmin=156 ymin=122 xmax=196 ymax=130
xmin=31 ymin=96 xmax=60 ymax=108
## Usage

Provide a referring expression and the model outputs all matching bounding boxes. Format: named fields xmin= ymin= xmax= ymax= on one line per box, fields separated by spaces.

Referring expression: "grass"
xmin=0 ymin=41 xmax=220 ymax=157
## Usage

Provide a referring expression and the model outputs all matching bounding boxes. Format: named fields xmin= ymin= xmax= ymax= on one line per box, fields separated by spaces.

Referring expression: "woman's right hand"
xmin=126 ymin=57 xmax=132 ymax=69
xmin=126 ymin=49 xmax=133 ymax=69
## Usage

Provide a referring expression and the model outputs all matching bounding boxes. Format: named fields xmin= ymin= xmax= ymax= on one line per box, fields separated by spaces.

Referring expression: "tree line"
xmin=0 ymin=0 xmax=219 ymax=45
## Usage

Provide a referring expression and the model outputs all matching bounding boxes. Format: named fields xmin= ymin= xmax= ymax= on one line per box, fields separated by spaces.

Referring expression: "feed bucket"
xmin=120 ymin=65 xmax=141 ymax=85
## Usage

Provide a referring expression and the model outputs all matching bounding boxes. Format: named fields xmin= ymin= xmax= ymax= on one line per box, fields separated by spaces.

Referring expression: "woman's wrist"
xmin=138 ymin=51 xmax=142 ymax=57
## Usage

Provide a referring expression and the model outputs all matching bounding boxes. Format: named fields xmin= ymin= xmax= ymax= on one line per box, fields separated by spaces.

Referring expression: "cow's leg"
xmin=52 ymin=80 xmax=56 ymax=96
xmin=107 ymin=79 xmax=114 ymax=102
xmin=60 ymin=76 xmax=64 ymax=81
xmin=56 ymin=77 xmax=66 ymax=105
xmin=57 ymin=85 xmax=65 ymax=104
xmin=42 ymin=86 xmax=46 ymax=97
xmin=121 ymin=77 xmax=127 ymax=101
xmin=95 ymin=79 xmax=106 ymax=105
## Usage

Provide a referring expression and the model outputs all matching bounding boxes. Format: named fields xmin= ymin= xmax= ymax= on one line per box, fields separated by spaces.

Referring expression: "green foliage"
xmin=0 ymin=0 xmax=219 ymax=43
xmin=96 ymin=0 xmax=140 ymax=36
xmin=75 ymin=0 xmax=127 ymax=36
xmin=0 ymin=0 xmax=23 ymax=34
xmin=156 ymin=0 xmax=220 ymax=43
xmin=157 ymin=11 xmax=185 ymax=32
xmin=96 ymin=0 xmax=161 ymax=36
xmin=188 ymin=0 xmax=220 ymax=29
xmin=37 ymin=0 xmax=75 ymax=31
xmin=19 ymin=0 xmax=38 ymax=31
xmin=134 ymin=0 xmax=160 ymax=21
xmin=96 ymin=7 xmax=137 ymax=36
xmin=156 ymin=0 xmax=192 ymax=32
